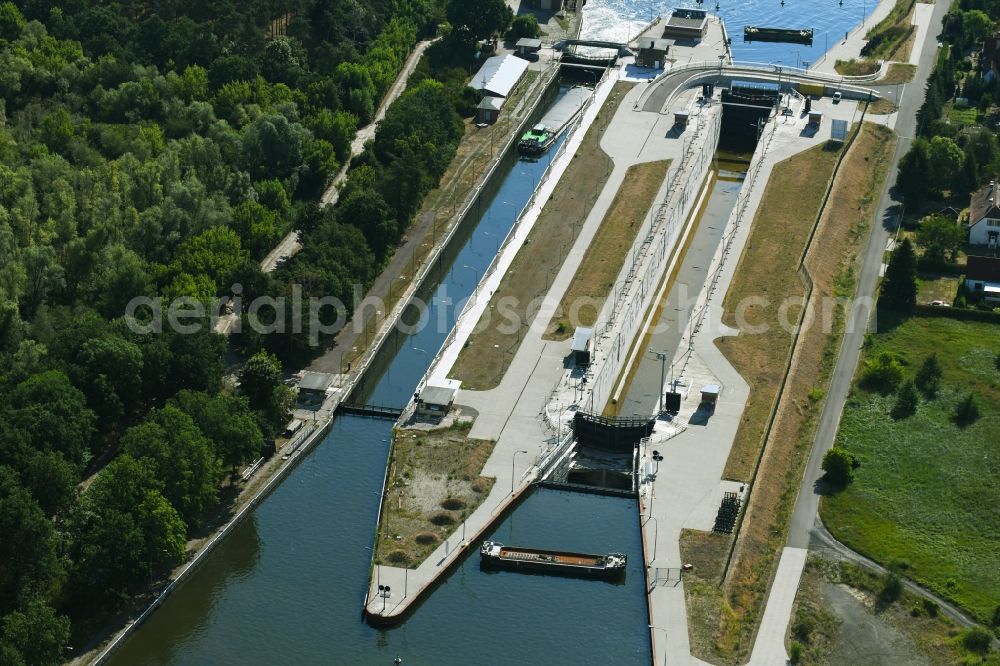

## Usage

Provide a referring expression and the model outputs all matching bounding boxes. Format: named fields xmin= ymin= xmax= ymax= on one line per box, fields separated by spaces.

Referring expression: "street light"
xmin=511 ymin=449 xmax=529 ymax=493
xmin=644 ymin=514 xmax=659 ymax=562
xmin=412 ymin=345 xmax=428 ymax=374
xmin=649 ymin=625 xmax=668 ymax=666
xmin=648 ymin=349 xmax=668 ymax=414
xmin=463 ymin=264 xmax=480 ymax=305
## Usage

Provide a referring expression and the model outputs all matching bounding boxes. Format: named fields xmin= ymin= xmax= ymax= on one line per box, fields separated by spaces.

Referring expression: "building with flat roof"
xmin=415 ymin=384 xmax=457 ymax=419
xmin=516 ymin=37 xmax=542 ymax=57
xmin=636 ymin=38 xmax=672 ymax=68
xmin=662 ymin=8 xmax=708 ymax=41
xmin=571 ymin=327 xmax=593 ymax=366
xmin=297 ymin=371 xmax=335 ymax=403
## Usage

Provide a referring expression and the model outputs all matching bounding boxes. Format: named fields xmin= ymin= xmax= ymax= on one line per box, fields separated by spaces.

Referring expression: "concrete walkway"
xmin=812 ymin=0 xmax=897 ymax=74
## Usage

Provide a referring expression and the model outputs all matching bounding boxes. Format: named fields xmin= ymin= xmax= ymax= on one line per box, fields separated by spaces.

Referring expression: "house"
xmin=415 ymin=384 xmax=457 ymax=419
xmin=571 ymin=327 xmax=593 ymax=366
xmin=636 ymin=38 xmax=672 ymax=68
xmin=477 ymin=96 xmax=504 ymax=124
xmin=297 ymin=371 xmax=335 ymax=403
xmin=966 ymin=255 xmax=1000 ymax=304
xmin=967 ymin=181 xmax=1000 ymax=249
xmin=661 ymin=8 xmax=709 ymax=41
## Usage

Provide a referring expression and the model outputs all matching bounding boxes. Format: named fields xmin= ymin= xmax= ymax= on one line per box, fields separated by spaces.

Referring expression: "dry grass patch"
xmin=702 ymin=123 xmax=896 ymax=664
xmin=376 ymin=421 xmax=496 ymax=568
xmin=680 ymin=530 xmax=731 ymax=659
xmin=882 ymin=63 xmax=917 ymax=84
xmin=544 ymin=159 xmax=671 ymax=339
xmin=869 ymin=98 xmax=898 ymax=115
xmin=835 ymin=59 xmax=879 ymax=77
xmin=448 ymin=82 xmax=636 ymax=390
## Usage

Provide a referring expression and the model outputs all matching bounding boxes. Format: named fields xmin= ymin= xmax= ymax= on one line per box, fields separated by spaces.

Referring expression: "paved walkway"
xmin=812 ymin=0 xmax=897 ymax=74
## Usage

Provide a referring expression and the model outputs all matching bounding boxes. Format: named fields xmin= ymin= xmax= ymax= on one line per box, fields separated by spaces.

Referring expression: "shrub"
xmin=915 ymin=353 xmax=942 ymax=398
xmin=414 ymin=532 xmax=438 ymax=546
xmin=922 ymin=598 xmax=939 ymax=617
xmin=386 ymin=549 xmax=410 ymax=565
xmin=822 ymin=448 xmax=857 ymax=487
xmin=789 ymin=640 xmax=804 ymax=664
xmin=429 ymin=511 xmax=456 ymax=526
xmin=952 ymin=393 xmax=980 ymax=428
xmin=961 ymin=626 xmax=992 ymax=654
xmin=861 ymin=352 xmax=904 ymax=393
xmin=891 ymin=380 xmax=919 ymax=419
xmin=439 ymin=497 xmax=466 ymax=511
xmin=507 ymin=14 xmax=540 ymax=40
xmin=791 ymin=616 xmax=814 ymax=642
xmin=880 ymin=571 xmax=903 ymax=603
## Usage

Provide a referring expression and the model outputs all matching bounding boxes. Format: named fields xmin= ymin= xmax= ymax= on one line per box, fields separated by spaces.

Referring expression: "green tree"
xmin=821 ymin=448 xmax=857 ymax=487
xmin=896 ymin=139 xmax=929 ymax=208
xmin=0 ymin=467 xmax=58 ymax=615
xmin=962 ymin=10 xmax=993 ymax=46
xmin=74 ymin=455 xmax=185 ymax=600
xmin=121 ymin=406 xmax=220 ymax=525
xmin=238 ymin=351 xmax=294 ymax=434
xmin=953 ymin=392 xmax=980 ymax=428
xmin=7 ymin=369 xmax=96 ymax=468
xmin=927 ymin=136 xmax=963 ymax=193
xmin=916 ymin=215 xmax=965 ymax=264
xmin=508 ymin=14 xmax=541 ymax=40
xmin=880 ymin=238 xmax=917 ymax=312
xmin=0 ymin=600 xmax=70 ymax=666
xmin=0 ymin=2 xmax=25 ymax=41
xmin=915 ymin=353 xmax=942 ymax=398
xmin=173 ymin=390 xmax=264 ymax=475
xmin=447 ymin=0 xmax=512 ymax=44
xmin=891 ymin=380 xmax=918 ymax=419
xmin=861 ymin=352 xmax=904 ymax=393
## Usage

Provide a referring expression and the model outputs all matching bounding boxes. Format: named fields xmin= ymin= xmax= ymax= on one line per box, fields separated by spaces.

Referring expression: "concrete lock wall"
xmin=586 ymin=107 xmax=723 ymax=413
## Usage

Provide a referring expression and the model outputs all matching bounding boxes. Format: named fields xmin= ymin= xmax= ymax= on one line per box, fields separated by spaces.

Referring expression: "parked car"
xmin=832 ymin=91 xmax=842 ymax=103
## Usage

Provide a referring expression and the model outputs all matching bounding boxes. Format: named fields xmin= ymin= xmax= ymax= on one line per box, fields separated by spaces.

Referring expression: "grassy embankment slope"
xmin=822 ymin=314 xmax=1000 ymax=623
xmin=683 ymin=122 xmax=897 ymax=662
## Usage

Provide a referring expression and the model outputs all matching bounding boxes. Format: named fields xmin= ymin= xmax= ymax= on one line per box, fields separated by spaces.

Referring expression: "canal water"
xmin=109 ymin=1 xmax=877 ymax=661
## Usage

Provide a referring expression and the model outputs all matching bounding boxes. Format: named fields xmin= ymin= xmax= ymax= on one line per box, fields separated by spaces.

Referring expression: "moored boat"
xmin=479 ymin=541 xmax=626 ymax=579
xmin=743 ymin=26 xmax=814 ymax=45
xmin=519 ymin=124 xmax=555 ymax=155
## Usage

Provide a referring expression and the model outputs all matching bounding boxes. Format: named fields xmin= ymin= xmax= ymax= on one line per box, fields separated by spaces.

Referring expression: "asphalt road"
xmin=785 ymin=0 xmax=951 ymax=550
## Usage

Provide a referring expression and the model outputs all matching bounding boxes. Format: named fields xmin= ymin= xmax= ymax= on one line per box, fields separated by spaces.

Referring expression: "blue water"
xmin=583 ymin=0 xmax=879 ymax=67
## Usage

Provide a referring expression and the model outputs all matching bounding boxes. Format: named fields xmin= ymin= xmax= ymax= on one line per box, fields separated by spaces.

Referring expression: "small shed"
xmin=571 ymin=327 xmax=593 ymax=366
xmin=415 ymin=384 xmax=456 ymax=419
xmin=477 ymin=96 xmax=504 ymax=125
xmin=662 ymin=8 xmax=709 ymax=41
xmin=700 ymin=384 xmax=721 ymax=407
xmin=283 ymin=418 xmax=304 ymax=437
xmin=297 ymin=371 xmax=335 ymax=402
xmin=674 ymin=110 xmax=690 ymax=128
xmin=808 ymin=110 xmax=823 ymax=126
xmin=636 ymin=38 xmax=671 ymax=68
xmin=516 ymin=37 xmax=542 ymax=57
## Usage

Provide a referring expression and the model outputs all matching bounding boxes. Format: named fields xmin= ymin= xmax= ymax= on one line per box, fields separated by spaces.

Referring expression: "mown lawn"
xmin=821 ymin=314 xmax=1000 ymax=623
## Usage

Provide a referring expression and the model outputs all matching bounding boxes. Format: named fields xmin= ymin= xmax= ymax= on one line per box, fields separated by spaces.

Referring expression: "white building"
xmin=968 ymin=181 xmax=1000 ymax=249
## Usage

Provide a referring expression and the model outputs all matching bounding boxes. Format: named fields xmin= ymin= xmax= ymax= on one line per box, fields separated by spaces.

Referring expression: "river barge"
xmin=480 ymin=541 xmax=626 ymax=579
xmin=517 ymin=85 xmax=592 ymax=155
xmin=743 ymin=26 xmax=814 ymax=45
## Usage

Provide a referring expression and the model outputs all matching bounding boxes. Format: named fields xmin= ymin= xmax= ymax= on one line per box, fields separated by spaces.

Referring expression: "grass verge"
xmin=544 ymin=159 xmax=671 ymax=339
xmin=821 ymin=314 xmax=1000 ymax=623
xmin=376 ymin=421 xmax=496 ymax=568
xmin=448 ymin=81 xmax=636 ymax=390
xmin=685 ymin=123 xmax=896 ymax=664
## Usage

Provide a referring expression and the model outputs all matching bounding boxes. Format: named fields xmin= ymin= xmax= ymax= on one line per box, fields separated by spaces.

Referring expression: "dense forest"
xmin=0 ymin=0 xmax=510 ymax=660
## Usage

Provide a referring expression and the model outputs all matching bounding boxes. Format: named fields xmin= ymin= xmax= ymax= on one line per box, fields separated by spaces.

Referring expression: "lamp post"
xmin=649 ymin=625 xmax=668 ymax=666
xmin=648 ymin=349 xmax=668 ymax=414
xmin=463 ymin=264 xmax=480 ymax=304
xmin=511 ymin=449 xmax=528 ymax=493
xmin=412 ymin=346 xmax=428 ymax=374
xmin=644 ymin=514 xmax=659 ymax=562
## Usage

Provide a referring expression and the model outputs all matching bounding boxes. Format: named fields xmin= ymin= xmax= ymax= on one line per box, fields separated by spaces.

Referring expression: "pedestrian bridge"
xmin=637 ymin=60 xmax=884 ymax=114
